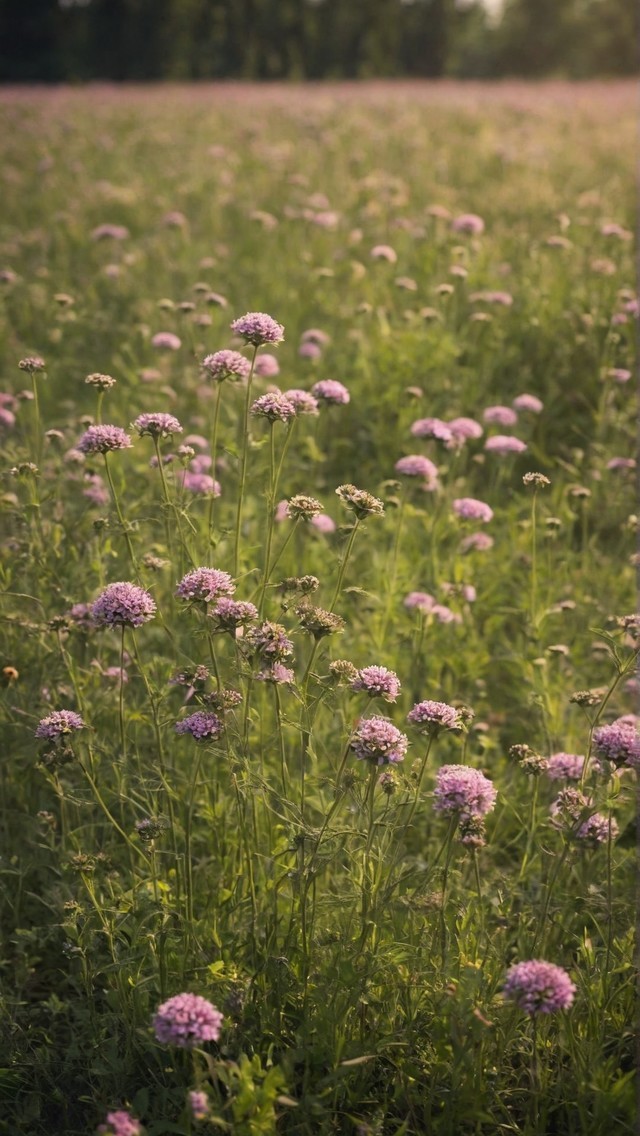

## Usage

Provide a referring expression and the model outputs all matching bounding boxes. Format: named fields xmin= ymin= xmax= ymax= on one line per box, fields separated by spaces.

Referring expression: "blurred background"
xmin=1 ymin=0 xmax=637 ymax=82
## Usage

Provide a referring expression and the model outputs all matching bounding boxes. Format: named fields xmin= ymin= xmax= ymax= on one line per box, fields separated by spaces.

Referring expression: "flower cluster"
xmin=286 ymin=495 xmax=324 ymax=520
xmin=251 ymin=391 xmax=296 ymax=422
xmin=202 ymin=350 xmax=251 ymax=382
xmin=35 ymin=709 xmax=86 ymax=739
xmin=134 ymin=412 xmax=183 ymax=439
xmin=336 ymin=484 xmax=385 ymax=519
xmin=592 ymin=716 xmax=640 ymax=769
xmin=176 ymin=567 xmax=235 ymax=604
xmin=85 ymin=372 xmax=116 ymax=390
xmin=502 ymin=960 xmax=576 ymax=1015
xmin=209 ymin=598 xmax=258 ymax=633
xmin=97 ymin=1109 xmax=143 ymax=1136
xmin=247 ymin=621 xmax=294 ymax=660
xmin=78 ymin=424 xmax=132 ymax=454
xmin=407 ymin=700 xmax=463 ymax=735
xmin=410 ymin=417 xmax=453 ymax=444
xmin=296 ymin=604 xmax=345 ymax=639
xmin=350 ymin=716 xmax=409 ymax=765
xmin=510 ymin=743 xmax=549 ymax=776
xmin=284 ymin=388 xmax=319 ymax=415
xmin=230 ymin=312 xmax=284 ymax=346
xmin=153 ymin=992 xmax=223 ymax=1047
xmin=175 ymin=712 xmax=224 ymax=741
xmin=395 ymin=455 xmax=439 ymax=486
xmin=312 ymin=379 xmax=350 ymax=404
xmin=350 ymin=665 xmax=401 ymax=702
xmin=453 ymin=498 xmax=493 ymax=523
xmin=575 ymin=812 xmax=618 ymax=846
xmin=92 ymin=583 xmax=157 ymax=628
xmin=433 ymin=765 xmax=497 ymax=818
xmin=546 ymin=752 xmax=586 ymax=781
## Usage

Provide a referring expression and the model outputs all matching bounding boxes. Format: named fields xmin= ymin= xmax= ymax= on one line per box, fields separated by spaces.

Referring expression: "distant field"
xmin=0 ymin=82 xmax=636 ymax=1136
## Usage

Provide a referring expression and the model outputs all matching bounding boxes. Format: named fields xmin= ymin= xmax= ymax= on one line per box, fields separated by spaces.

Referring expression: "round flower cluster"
xmin=350 ymin=716 xmax=409 ymax=766
xmin=134 ymin=413 xmax=183 ymax=439
xmin=175 ymin=712 xmax=224 ymax=741
xmin=350 ymin=665 xmax=401 ymax=702
xmin=153 ymin=992 xmax=223 ymax=1047
xmin=254 ymin=353 xmax=280 ymax=378
xmin=256 ymin=662 xmax=295 ymax=684
xmin=513 ymin=393 xmax=544 ymax=413
xmin=575 ymin=812 xmax=618 ymax=846
xmin=176 ymin=567 xmax=235 ymax=604
xmin=189 ymin=1092 xmax=210 ymax=1122
xmin=78 ymin=424 xmax=132 ymax=454
xmin=453 ymin=498 xmax=493 ymax=523
xmin=251 ymin=391 xmax=296 ymax=422
xmin=407 ymin=700 xmax=462 ymax=734
xmin=394 ymin=455 xmax=439 ymax=486
xmin=230 ymin=312 xmax=284 ymax=346
xmin=202 ymin=350 xmax=251 ymax=382
xmin=209 ymin=598 xmax=258 ymax=632
xmin=151 ymin=332 xmax=181 ymax=351
xmin=483 ymin=405 xmax=518 ymax=427
xmin=284 ymin=388 xmax=319 ymax=415
xmin=410 ymin=417 xmax=453 ymax=444
xmin=35 ymin=709 xmax=86 ymax=739
xmin=433 ymin=765 xmax=497 ymax=818
xmin=485 ymin=435 xmax=527 ymax=455
xmin=247 ymin=621 xmax=294 ymax=660
xmin=546 ymin=752 xmax=586 ymax=781
xmin=448 ymin=417 xmax=483 ymax=443
xmin=592 ymin=717 xmax=640 ymax=769
xmin=336 ymin=484 xmax=385 ymax=519
xmin=502 ymin=960 xmax=576 ymax=1015
xmin=451 ymin=213 xmax=484 ymax=235
xmin=404 ymin=591 xmax=435 ymax=613
xmin=85 ymin=372 xmax=116 ymax=390
xmin=286 ymin=494 xmax=324 ymax=521
xmin=97 ymin=1109 xmax=142 ymax=1136
xmin=92 ymin=582 xmax=157 ymax=628
xmin=311 ymin=379 xmax=350 ymax=405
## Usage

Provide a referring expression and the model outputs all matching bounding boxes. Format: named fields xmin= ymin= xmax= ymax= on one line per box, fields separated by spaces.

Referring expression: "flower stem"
xmin=233 ymin=345 xmax=258 ymax=577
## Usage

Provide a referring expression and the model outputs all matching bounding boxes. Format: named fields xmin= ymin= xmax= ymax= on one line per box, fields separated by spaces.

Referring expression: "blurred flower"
xmin=370 ymin=245 xmax=397 ymax=263
xmin=153 ymin=993 xmax=223 ymax=1047
xmin=592 ymin=717 xmax=640 ymax=769
xmin=575 ymin=812 xmax=618 ymax=846
xmin=311 ymin=379 xmax=350 ymax=405
xmin=453 ymin=498 xmax=493 ymax=523
xmin=485 ymin=435 xmax=527 ymax=454
xmin=189 ymin=1092 xmax=210 ymax=1122
xmin=410 ymin=417 xmax=453 ymax=444
xmin=284 ymin=389 xmax=319 ymax=415
xmin=395 ymin=455 xmax=439 ymax=486
xmin=483 ymin=405 xmax=518 ymax=427
xmin=97 ymin=1109 xmax=142 ymax=1136
xmin=253 ymin=353 xmax=280 ymax=378
xmin=91 ymin=224 xmax=129 ymax=241
xmin=447 ymin=417 xmax=483 ymax=443
xmin=513 ymin=393 xmax=543 ymax=413
xmin=311 ymin=513 xmax=336 ymax=533
xmin=451 ymin=213 xmax=484 ymax=235
xmin=546 ymin=753 xmax=586 ymax=781
xmin=502 ymin=960 xmax=575 ymax=1014
xmin=404 ymin=591 xmax=435 ymax=613
xmin=151 ymin=332 xmax=181 ymax=350
xmin=433 ymin=764 xmax=496 ymax=818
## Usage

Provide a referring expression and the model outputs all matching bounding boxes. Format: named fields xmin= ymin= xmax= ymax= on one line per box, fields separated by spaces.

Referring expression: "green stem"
xmin=103 ymin=452 xmax=138 ymax=576
xmin=329 ymin=518 xmax=361 ymax=612
xmin=233 ymin=345 xmax=258 ymax=577
xmin=207 ymin=382 xmax=224 ymax=544
xmin=119 ymin=625 xmax=126 ymax=761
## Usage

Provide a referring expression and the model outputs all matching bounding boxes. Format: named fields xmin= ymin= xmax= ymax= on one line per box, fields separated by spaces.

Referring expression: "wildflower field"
xmin=0 ymin=81 xmax=637 ymax=1136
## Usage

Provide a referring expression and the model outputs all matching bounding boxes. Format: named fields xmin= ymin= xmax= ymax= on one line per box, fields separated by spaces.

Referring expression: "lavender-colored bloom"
xmin=483 ymin=405 xmax=518 ymax=427
xmin=460 ymin=531 xmax=494 ymax=552
xmin=230 ymin=312 xmax=284 ymax=347
xmin=350 ymin=715 xmax=409 ymax=766
xmin=202 ymin=350 xmax=251 ymax=382
xmin=97 ymin=1109 xmax=142 ymax=1136
xmin=189 ymin=453 xmax=213 ymax=474
xmin=607 ymin=368 xmax=631 ymax=384
xmin=0 ymin=407 xmax=15 ymax=428
xmin=176 ymin=567 xmax=235 ymax=604
xmin=256 ymin=662 xmax=296 ymax=684
xmin=299 ymin=341 xmax=322 ymax=360
xmin=404 ymin=591 xmax=435 ymax=613
xmin=189 ymin=1092 xmax=210 ymax=1122
xmin=607 ymin=457 xmax=636 ymax=471
xmin=284 ymin=389 xmax=320 ymax=415
xmin=83 ymin=474 xmax=109 ymax=506
xmin=178 ymin=470 xmax=220 ymax=495
xmin=575 ymin=812 xmax=618 ymax=846
xmin=351 ymin=666 xmax=401 ymax=702
xmin=410 ymin=417 xmax=453 ymax=444
xmin=502 ymin=960 xmax=576 ymax=1015
xmin=92 ymin=223 xmax=129 ymax=241
xmin=453 ymin=498 xmax=493 ymax=523
xmin=433 ymin=764 xmax=497 ymax=818
xmin=77 ymin=424 xmax=132 ymax=454
xmin=251 ymin=391 xmax=296 ymax=422
xmin=247 ymin=621 xmax=294 ymax=660
xmin=301 ymin=328 xmax=331 ymax=346
xmin=153 ymin=992 xmax=223 ymax=1047
xmin=592 ymin=717 xmax=640 ymax=769
xmin=134 ymin=412 xmax=183 ymax=438
xmin=209 ymin=597 xmax=258 ymax=632
xmin=175 ymin=712 xmax=224 ymax=741
xmin=485 ymin=435 xmax=527 ymax=454
xmin=67 ymin=603 xmax=96 ymax=631
xmin=431 ymin=603 xmax=461 ymax=625
xmin=151 ymin=332 xmax=182 ymax=351
xmin=448 ymin=417 xmax=483 ymax=442
xmin=311 ymin=379 xmax=350 ymax=405
xmin=546 ymin=752 xmax=586 ymax=781
xmin=254 ymin=353 xmax=280 ymax=378
xmin=35 ymin=709 xmax=85 ymax=739
xmin=451 ymin=213 xmax=485 ymax=235
xmin=311 ymin=513 xmax=336 ymax=533
xmin=92 ymin=583 xmax=156 ymax=628
xmin=407 ymin=700 xmax=462 ymax=733
xmin=395 ymin=455 xmax=439 ymax=485
xmin=513 ymin=393 xmax=544 ymax=413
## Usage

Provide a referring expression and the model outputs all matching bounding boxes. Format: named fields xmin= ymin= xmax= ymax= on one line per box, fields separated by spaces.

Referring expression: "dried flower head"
xmin=278 ymin=575 xmax=319 ymax=595
xmin=19 ymin=356 xmax=46 ymax=373
xmin=523 ymin=472 xmax=550 ymax=489
xmin=286 ymin=495 xmax=324 ymax=520
xmin=336 ymin=484 xmax=385 ymax=519
xmin=296 ymin=604 xmax=345 ymax=639
xmin=503 ymin=960 xmax=576 ymax=1015
xmin=92 ymin=583 xmax=156 ymax=628
xmin=85 ymin=372 xmax=116 ymax=390
xmin=153 ymin=992 xmax=223 ymax=1047
xmin=230 ymin=312 xmax=284 ymax=346
xmin=329 ymin=658 xmax=359 ymax=684
xmin=458 ymin=815 xmax=487 ymax=848
xmin=509 ymin=743 xmax=549 ymax=776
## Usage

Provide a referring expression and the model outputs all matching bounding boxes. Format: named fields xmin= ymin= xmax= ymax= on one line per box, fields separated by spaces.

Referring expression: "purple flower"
xmin=251 ymin=391 xmax=296 ymax=422
xmin=410 ymin=417 xmax=453 ymax=445
xmin=301 ymin=327 xmax=331 ymax=346
xmin=177 ymin=471 xmax=220 ymax=495
xmin=575 ymin=812 xmax=618 ymax=846
xmin=513 ymin=393 xmax=543 ymax=413
xmin=209 ymin=597 xmax=258 ymax=632
xmin=247 ymin=621 xmax=294 ymax=660
xmin=97 ymin=1109 xmax=142 ymax=1136
xmin=35 ymin=709 xmax=85 ymax=739
xmin=592 ymin=717 xmax=640 ymax=769
xmin=67 ymin=603 xmax=97 ymax=631
xmin=311 ymin=513 xmax=336 ymax=533
xmin=153 ymin=992 xmax=223 ymax=1047
xmin=256 ymin=662 xmax=296 ymax=684
xmin=202 ymin=350 xmax=251 ymax=382
xmin=502 ymin=960 xmax=576 ymax=1015
xmin=189 ymin=1091 xmax=210 ymax=1122
xmin=453 ymin=498 xmax=493 ymax=523
xmin=350 ymin=715 xmax=409 ymax=766
xmin=254 ymin=353 xmax=280 ymax=378
xmin=92 ymin=223 xmax=129 ymax=241
xmin=546 ymin=753 xmax=586 ymax=781
xmin=284 ymin=389 xmax=320 ymax=415
xmin=350 ymin=666 xmax=401 ymax=702
xmin=607 ymin=368 xmax=631 ymax=384
xmin=407 ymin=700 xmax=462 ymax=734
xmin=451 ymin=213 xmax=485 ymax=235
xmin=395 ymin=455 xmax=439 ymax=486
xmin=311 ymin=380 xmax=350 ymax=405
xmin=433 ymin=764 xmax=497 ymax=818
xmin=230 ymin=312 xmax=284 ymax=347
xmin=78 ymin=424 xmax=132 ymax=454
xmin=447 ymin=417 xmax=483 ymax=443
xmin=299 ymin=341 xmax=322 ymax=359
xmin=151 ymin=332 xmax=181 ymax=351
xmin=607 ymin=457 xmax=635 ymax=471
xmin=175 ymin=712 xmax=224 ymax=741
xmin=485 ymin=435 xmax=527 ymax=454
xmin=92 ymin=583 xmax=156 ymax=628
xmin=134 ymin=413 xmax=183 ymax=438
xmin=404 ymin=591 xmax=435 ymax=613
xmin=460 ymin=531 xmax=494 ymax=552
xmin=176 ymin=568 xmax=235 ymax=604
xmin=483 ymin=405 xmax=518 ymax=427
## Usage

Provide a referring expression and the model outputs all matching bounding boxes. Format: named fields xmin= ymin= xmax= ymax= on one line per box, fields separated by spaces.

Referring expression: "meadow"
xmin=0 ymin=81 xmax=637 ymax=1136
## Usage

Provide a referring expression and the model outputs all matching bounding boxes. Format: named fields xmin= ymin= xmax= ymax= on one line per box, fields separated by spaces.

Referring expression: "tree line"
xmin=1 ymin=0 xmax=637 ymax=83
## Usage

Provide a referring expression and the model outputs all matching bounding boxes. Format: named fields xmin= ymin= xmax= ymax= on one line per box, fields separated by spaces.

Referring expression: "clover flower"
xmin=247 ymin=621 xmax=294 ymax=660
xmin=351 ymin=665 xmax=401 ymax=702
xmin=134 ymin=413 xmax=183 ymax=439
xmin=311 ymin=379 xmax=351 ymax=405
xmin=433 ymin=765 xmax=497 ymax=818
xmin=97 ymin=1109 xmax=142 ymax=1136
xmin=230 ymin=312 xmax=284 ymax=346
xmin=209 ymin=598 xmax=258 ymax=632
xmin=175 ymin=712 xmax=224 ymax=741
xmin=407 ymin=700 xmax=462 ymax=734
xmin=286 ymin=494 xmax=324 ymax=520
xmin=251 ymin=391 xmax=296 ymax=422
xmin=350 ymin=715 xmax=409 ymax=766
xmin=485 ymin=435 xmax=527 ymax=454
xmin=153 ymin=992 xmax=223 ymax=1047
xmin=546 ymin=753 xmax=586 ymax=781
xmin=336 ymin=484 xmax=384 ymax=519
xmin=176 ymin=568 xmax=235 ymax=604
xmin=460 ymin=531 xmax=494 ymax=551
xmin=202 ymin=350 xmax=251 ymax=382
xmin=78 ymin=424 xmax=132 ymax=454
xmin=92 ymin=583 xmax=156 ymax=628
xmin=410 ymin=417 xmax=453 ymax=444
xmin=502 ymin=960 xmax=576 ymax=1015
xmin=453 ymin=498 xmax=493 ymax=523
xmin=35 ymin=710 xmax=86 ymax=739
xmin=592 ymin=717 xmax=640 ymax=769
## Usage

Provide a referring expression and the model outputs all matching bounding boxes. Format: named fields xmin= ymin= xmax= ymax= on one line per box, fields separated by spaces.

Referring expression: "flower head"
xmin=404 ymin=591 xmax=435 ymax=613
xmin=35 ymin=709 xmax=85 ymax=739
xmin=85 ymin=372 xmax=116 ymax=390
xmin=485 ymin=435 xmax=527 ymax=455
xmin=407 ymin=700 xmax=463 ymax=734
xmin=251 ymin=391 xmax=296 ymax=422
xmin=546 ymin=753 xmax=586 ymax=781
xmin=513 ymin=393 xmax=544 ymax=413
xmin=175 ymin=712 xmax=224 ymax=741
xmin=336 ymin=484 xmax=384 ymax=519
xmin=286 ymin=494 xmax=324 ymax=521
xmin=447 ymin=417 xmax=483 ymax=443
xmin=78 ymin=424 xmax=132 ymax=455
xmin=296 ymin=604 xmax=345 ymax=639
xmin=189 ymin=1092 xmax=210 ymax=1122
xmin=247 ymin=621 xmax=294 ymax=660
xmin=575 ymin=812 xmax=618 ymax=846
xmin=284 ymin=388 xmax=319 ymax=415
xmin=410 ymin=417 xmax=453 ymax=444
xmin=19 ymin=356 xmax=46 ymax=373
xmin=254 ymin=353 xmax=280 ymax=378
xmin=483 ymin=405 xmax=518 ymax=427
xmin=451 ymin=213 xmax=484 ymax=235
xmin=433 ymin=764 xmax=497 ymax=818
xmin=395 ymin=455 xmax=439 ymax=486
xmin=176 ymin=568 xmax=235 ymax=604
xmin=502 ymin=960 xmax=576 ymax=1015
xmin=592 ymin=717 xmax=640 ymax=769
xmin=97 ymin=1110 xmax=142 ymax=1136
xmin=134 ymin=412 xmax=183 ymax=439
xmin=151 ymin=332 xmax=181 ymax=351
xmin=350 ymin=715 xmax=409 ymax=766
xmin=202 ymin=350 xmax=251 ymax=382
xmin=350 ymin=665 xmax=401 ymax=702
xmin=92 ymin=583 xmax=156 ymax=628
xmin=209 ymin=598 xmax=258 ymax=633
xmin=460 ymin=531 xmax=494 ymax=552
xmin=256 ymin=662 xmax=296 ymax=684
xmin=453 ymin=498 xmax=493 ymax=523
xmin=153 ymin=992 xmax=223 ymax=1047
xmin=311 ymin=379 xmax=350 ymax=405
xmin=230 ymin=312 xmax=284 ymax=347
